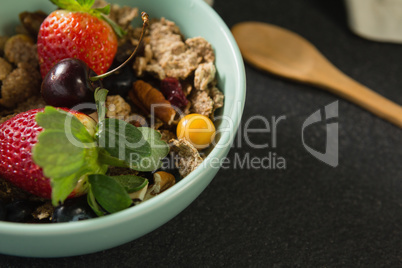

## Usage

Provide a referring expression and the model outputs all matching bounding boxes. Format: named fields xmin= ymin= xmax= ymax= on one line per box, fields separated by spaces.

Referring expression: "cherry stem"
xmin=90 ymin=12 xmax=149 ymax=82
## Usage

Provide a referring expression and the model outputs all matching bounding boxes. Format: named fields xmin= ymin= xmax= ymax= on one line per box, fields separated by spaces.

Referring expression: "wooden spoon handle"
xmin=311 ymin=63 xmax=402 ymax=128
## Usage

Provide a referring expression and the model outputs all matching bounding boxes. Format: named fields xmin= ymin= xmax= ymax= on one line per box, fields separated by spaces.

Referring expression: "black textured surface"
xmin=2 ymin=0 xmax=402 ymax=266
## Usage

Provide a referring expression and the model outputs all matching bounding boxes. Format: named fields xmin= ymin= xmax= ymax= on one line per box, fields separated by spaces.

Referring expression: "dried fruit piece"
xmin=160 ymin=77 xmax=189 ymax=108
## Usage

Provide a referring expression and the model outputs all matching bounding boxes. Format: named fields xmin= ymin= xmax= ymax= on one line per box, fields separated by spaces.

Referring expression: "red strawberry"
xmin=37 ymin=0 xmax=120 ymax=78
xmin=0 ymin=108 xmax=96 ymax=199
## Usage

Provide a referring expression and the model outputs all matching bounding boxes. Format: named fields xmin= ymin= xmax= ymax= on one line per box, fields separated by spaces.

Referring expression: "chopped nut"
xmin=129 ymin=80 xmax=176 ymax=125
xmin=194 ymin=62 xmax=216 ymax=90
xmin=129 ymin=182 xmax=149 ymax=203
xmin=171 ymin=139 xmax=203 ymax=177
xmin=144 ymin=171 xmax=176 ymax=200
xmin=106 ymin=95 xmax=131 ymax=121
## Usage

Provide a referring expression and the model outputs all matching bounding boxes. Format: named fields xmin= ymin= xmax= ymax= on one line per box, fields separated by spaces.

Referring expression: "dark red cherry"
xmin=41 ymin=58 xmax=102 ymax=108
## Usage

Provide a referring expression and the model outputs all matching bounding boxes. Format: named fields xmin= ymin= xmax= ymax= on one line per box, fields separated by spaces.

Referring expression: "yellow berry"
xmin=177 ymin=114 xmax=216 ymax=149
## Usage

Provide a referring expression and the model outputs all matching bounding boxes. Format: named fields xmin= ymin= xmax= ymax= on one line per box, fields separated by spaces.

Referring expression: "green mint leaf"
xmin=101 ymin=15 xmax=127 ymax=38
xmin=98 ymin=149 xmax=130 ymax=168
xmin=87 ymin=187 xmax=106 ymax=216
xmin=128 ymin=127 xmax=170 ymax=171
xmin=94 ymin=88 xmax=108 ymax=123
xmin=112 ymin=175 xmax=148 ymax=193
xmin=88 ymin=174 xmax=132 ymax=213
xmin=96 ymin=118 xmax=151 ymax=161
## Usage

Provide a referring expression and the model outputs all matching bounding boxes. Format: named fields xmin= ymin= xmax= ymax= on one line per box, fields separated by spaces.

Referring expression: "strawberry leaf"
xmin=77 ymin=0 xmax=95 ymax=8
xmin=88 ymin=174 xmax=132 ymax=213
xmin=33 ymin=107 xmax=108 ymax=206
xmin=95 ymin=4 xmax=111 ymax=16
xmin=36 ymin=106 xmax=94 ymax=144
xmin=50 ymin=0 xmax=85 ymax=12
xmin=33 ymin=130 xmax=86 ymax=179
xmin=128 ymin=127 xmax=170 ymax=171
xmin=51 ymin=172 xmax=85 ymax=205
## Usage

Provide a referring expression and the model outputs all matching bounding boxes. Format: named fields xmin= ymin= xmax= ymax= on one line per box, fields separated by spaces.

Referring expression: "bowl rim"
xmin=0 ymin=0 xmax=246 ymax=237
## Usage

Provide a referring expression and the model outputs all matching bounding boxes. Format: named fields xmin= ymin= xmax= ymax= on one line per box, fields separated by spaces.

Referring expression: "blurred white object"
xmin=345 ymin=0 xmax=402 ymax=43
xmin=204 ymin=0 xmax=214 ymax=6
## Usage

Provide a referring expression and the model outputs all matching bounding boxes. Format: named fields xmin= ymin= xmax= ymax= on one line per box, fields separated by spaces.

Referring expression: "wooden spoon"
xmin=231 ymin=21 xmax=402 ymax=128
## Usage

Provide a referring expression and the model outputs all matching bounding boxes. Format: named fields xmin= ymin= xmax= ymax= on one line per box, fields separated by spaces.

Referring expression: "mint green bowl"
xmin=0 ymin=0 xmax=245 ymax=257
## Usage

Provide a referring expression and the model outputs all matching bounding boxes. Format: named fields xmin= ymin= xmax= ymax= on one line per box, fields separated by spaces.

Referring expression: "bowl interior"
xmin=0 ymin=0 xmax=246 ymax=257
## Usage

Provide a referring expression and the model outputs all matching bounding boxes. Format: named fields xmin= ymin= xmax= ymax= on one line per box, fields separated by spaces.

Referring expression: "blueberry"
xmin=52 ymin=196 xmax=97 ymax=223
xmin=5 ymin=200 xmax=35 ymax=222
xmin=102 ymin=63 xmax=137 ymax=97
xmin=0 ymin=200 xmax=6 ymax=221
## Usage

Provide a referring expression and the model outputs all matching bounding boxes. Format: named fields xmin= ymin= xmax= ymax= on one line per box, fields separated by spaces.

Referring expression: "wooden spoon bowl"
xmin=232 ymin=21 xmax=402 ymax=128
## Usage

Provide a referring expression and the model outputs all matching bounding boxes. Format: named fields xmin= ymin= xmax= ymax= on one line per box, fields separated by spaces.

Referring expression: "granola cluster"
xmin=133 ymin=18 xmax=224 ymax=120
